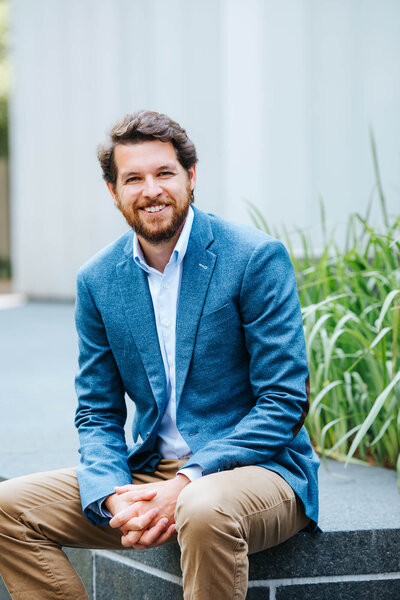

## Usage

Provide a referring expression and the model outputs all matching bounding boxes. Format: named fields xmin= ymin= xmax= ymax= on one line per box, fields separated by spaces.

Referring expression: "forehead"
xmin=114 ymin=140 xmax=179 ymax=174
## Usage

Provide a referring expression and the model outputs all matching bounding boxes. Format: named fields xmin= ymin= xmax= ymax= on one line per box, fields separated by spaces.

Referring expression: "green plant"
xmin=247 ymin=131 xmax=400 ymax=484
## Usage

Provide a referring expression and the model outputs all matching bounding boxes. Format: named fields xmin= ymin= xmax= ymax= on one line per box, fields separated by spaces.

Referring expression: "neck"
xmin=138 ymin=229 xmax=182 ymax=273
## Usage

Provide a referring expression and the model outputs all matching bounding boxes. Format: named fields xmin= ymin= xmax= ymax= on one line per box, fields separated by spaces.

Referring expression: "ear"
xmin=188 ymin=164 xmax=197 ymax=191
xmin=106 ymin=181 xmax=119 ymax=206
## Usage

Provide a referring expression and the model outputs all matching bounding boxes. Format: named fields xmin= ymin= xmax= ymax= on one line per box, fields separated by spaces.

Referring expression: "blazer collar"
xmin=117 ymin=206 xmax=216 ymax=410
xmin=175 ymin=207 xmax=216 ymax=406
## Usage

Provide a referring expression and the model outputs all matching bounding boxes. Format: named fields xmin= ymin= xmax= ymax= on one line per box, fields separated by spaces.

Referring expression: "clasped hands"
xmin=106 ymin=474 xmax=189 ymax=549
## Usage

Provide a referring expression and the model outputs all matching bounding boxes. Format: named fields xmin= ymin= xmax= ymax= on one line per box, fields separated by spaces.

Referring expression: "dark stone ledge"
xmin=274 ymin=579 xmax=400 ymax=600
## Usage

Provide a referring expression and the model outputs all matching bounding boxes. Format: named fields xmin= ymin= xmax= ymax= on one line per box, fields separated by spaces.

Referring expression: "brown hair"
xmin=97 ymin=110 xmax=198 ymax=186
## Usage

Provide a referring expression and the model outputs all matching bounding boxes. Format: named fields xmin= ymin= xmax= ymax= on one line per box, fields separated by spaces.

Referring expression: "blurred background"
xmin=0 ymin=0 xmax=399 ymax=298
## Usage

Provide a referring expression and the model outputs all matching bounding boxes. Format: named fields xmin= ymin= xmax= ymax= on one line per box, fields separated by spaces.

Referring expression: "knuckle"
xmin=127 ymin=535 xmax=139 ymax=546
xmin=129 ymin=517 xmax=140 ymax=530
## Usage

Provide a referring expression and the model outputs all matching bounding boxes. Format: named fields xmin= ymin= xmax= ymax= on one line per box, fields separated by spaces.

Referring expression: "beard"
xmin=115 ymin=187 xmax=193 ymax=244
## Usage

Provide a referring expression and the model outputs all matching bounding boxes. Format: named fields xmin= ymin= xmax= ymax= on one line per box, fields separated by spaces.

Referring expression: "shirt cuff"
xmin=87 ymin=497 xmax=113 ymax=519
xmin=177 ymin=464 xmax=203 ymax=482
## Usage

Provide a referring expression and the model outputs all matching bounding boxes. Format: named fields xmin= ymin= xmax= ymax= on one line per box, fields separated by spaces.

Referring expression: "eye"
xmin=158 ymin=171 xmax=174 ymax=177
xmin=125 ymin=176 xmax=141 ymax=183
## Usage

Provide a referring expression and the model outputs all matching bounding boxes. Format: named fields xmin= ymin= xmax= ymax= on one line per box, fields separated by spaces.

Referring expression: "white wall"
xmin=9 ymin=0 xmax=400 ymax=297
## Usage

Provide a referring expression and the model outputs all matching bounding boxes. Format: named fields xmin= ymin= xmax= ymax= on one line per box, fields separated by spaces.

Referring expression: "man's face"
xmin=108 ymin=140 xmax=196 ymax=244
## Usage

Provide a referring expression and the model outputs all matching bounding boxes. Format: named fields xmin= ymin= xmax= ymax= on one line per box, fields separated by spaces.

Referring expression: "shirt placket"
xmin=158 ymin=264 xmax=177 ymax=434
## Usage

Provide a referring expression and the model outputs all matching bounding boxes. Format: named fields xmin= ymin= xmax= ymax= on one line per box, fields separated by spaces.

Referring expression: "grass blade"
xmin=345 ymin=371 xmax=400 ymax=465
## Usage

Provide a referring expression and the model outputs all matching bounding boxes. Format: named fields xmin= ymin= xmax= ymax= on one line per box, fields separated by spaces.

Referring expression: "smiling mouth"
xmin=142 ymin=204 xmax=168 ymax=214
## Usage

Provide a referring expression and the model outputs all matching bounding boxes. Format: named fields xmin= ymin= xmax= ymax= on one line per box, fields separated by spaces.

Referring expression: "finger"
xmin=133 ymin=524 xmax=176 ymax=550
xmin=151 ymin=524 xmax=177 ymax=547
xmin=114 ymin=508 xmax=159 ymax=531
xmin=135 ymin=518 xmax=169 ymax=547
xmin=110 ymin=507 xmax=159 ymax=530
xmin=120 ymin=529 xmax=143 ymax=547
xmin=114 ymin=484 xmax=134 ymax=493
xmin=120 ymin=523 xmax=171 ymax=548
xmin=109 ymin=500 xmax=158 ymax=529
xmin=114 ymin=486 xmax=157 ymax=500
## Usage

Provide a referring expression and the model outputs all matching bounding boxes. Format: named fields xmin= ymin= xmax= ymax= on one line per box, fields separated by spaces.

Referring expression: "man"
xmin=0 ymin=110 xmax=319 ymax=599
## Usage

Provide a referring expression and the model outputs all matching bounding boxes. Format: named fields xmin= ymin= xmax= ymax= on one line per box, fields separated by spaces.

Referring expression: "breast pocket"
xmin=197 ymin=301 xmax=236 ymax=333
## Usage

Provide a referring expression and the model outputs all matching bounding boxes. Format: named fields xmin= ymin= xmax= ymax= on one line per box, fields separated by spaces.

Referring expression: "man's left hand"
xmin=109 ymin=474 xmax=190 ymax=549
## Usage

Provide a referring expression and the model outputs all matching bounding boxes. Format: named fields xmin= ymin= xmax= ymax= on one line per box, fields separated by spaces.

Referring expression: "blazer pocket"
xmin=198 ymin=302 xmax=236 ymax=333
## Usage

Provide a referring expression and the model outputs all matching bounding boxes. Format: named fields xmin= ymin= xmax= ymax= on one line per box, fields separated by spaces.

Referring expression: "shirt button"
xmin=163 ymin=283 xmax=169 ymax=289
xmin=164 ymin=320 xmax=172 ymax=327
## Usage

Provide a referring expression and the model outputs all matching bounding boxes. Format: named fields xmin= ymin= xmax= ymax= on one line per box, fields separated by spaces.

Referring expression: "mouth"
xmin=141 ymin=203 xmax=169 ymax=215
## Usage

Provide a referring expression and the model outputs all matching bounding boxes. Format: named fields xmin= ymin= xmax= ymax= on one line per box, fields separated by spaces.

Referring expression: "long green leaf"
xmin=309 ymin=381 xmax=343 ymax=418
xmin=369 ymin=327 xmax=392 ymax=350
xmin=369 ymin=125 xmax=389 ymax=228
xmin=345 ymin=371 xmax=400 ymax=465
xmin=375 ymin=289 xmax=400 ymax=331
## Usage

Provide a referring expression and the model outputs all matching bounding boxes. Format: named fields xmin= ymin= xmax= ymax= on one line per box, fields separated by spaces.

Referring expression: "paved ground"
xmin=1 ymin=300 xmax=399 ymax=532
xmin=0 ymin=301 xmax=79 ymax=476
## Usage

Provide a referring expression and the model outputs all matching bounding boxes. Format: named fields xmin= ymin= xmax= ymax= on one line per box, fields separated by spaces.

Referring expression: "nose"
xmin=142 ymin=175 xmax=162 ymax=199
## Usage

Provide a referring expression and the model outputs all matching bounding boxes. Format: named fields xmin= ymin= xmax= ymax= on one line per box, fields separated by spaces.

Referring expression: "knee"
xmin=0 ymin=479 xmax=20 ymax=532
xmin=175 ymin=479 xmax=238 ymax=541
xmin=0 ymin=479 xmax=17 ymax=512
xmin=0 ymin=475 xmax=38 ymax=523
xmin=176 ymin=482 xmax=215 ymax=526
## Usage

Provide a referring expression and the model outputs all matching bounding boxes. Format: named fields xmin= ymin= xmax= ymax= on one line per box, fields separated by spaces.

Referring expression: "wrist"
xmin=105 ymin=493 xmax=118 ymax=514
xmin=175 ymin=473 xmax=190 ymax=490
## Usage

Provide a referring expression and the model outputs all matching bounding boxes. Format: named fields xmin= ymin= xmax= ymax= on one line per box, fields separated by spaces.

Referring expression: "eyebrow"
xmin=156 ymin=164 xmax=177 ymax=171
xmin=120 ymin=164 xmax=178 ymax=180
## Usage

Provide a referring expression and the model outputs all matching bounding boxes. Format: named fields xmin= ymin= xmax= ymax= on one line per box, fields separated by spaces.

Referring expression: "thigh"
xmin=0 ymin=467 xmax=123 ymax=549
xmin=180 ymin=466 xmax=309 ymax=554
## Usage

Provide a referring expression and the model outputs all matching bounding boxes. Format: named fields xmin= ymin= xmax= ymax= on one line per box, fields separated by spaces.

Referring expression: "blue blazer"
xmin=75 ymin=207 xmax=319 ymax=527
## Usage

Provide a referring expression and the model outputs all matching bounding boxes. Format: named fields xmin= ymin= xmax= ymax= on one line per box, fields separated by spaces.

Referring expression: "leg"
xmin=0 ymin=460 xmax=185 ymax=600
xmin=175 ymin=466 xmax=309 ymax=600
xmin=0 ymin=467 xmax=122 ymax=600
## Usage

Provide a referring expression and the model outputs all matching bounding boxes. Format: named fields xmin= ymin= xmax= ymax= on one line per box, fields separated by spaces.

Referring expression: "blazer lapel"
xmin=116 ymin=242 xmax=167 ymax=412
xmin=175 ymin=209 xmax=216 ymax=406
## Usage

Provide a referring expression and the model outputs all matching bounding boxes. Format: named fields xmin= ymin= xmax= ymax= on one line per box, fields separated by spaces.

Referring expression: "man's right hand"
xmin=105 ymin=488 xmax=168 ymax=546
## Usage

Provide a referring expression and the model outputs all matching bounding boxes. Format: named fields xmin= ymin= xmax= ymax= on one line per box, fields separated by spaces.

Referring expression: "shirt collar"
xmin=133 ymin=205 xmax=194 ymax=273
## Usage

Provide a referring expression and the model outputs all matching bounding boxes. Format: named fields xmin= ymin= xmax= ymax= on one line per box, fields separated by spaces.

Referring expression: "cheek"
xmin=119 ymin=189 xmax=139 ymax=207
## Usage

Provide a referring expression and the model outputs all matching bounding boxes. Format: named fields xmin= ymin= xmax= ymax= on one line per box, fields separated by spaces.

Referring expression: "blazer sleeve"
xmin=74 ymin=270 xmax=133 ymax=524
xmin=184 ymin=238 xmax=310 ymax=475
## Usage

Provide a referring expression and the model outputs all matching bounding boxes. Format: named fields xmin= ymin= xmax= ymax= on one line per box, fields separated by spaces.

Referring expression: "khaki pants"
xmin=0 ymin=460 xmax=308 ymax=599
